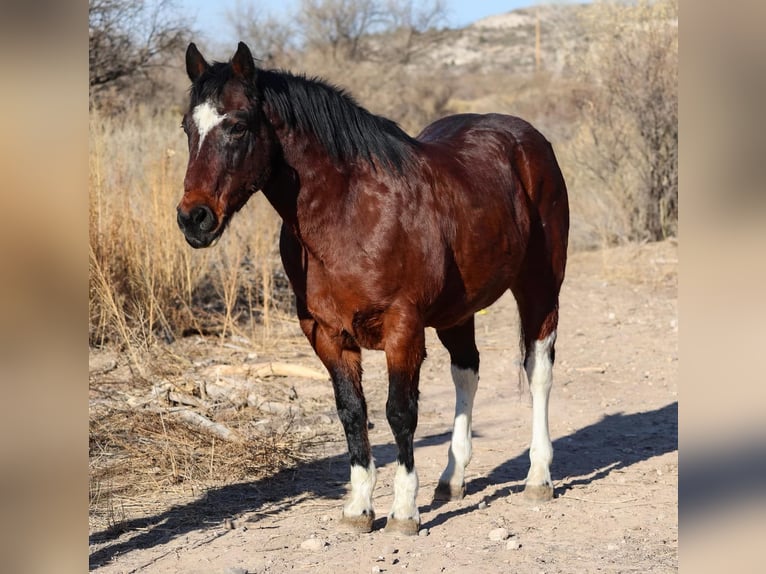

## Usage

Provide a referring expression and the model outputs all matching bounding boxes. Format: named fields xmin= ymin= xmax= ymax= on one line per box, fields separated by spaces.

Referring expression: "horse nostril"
xmin=191 ymin=206 xmax=215 ymax=232
xmin=178 ymin=206 xmax=216 ymax=233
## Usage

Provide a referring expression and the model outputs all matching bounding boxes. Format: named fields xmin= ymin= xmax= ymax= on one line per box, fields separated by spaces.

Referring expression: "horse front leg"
xmin=332 ymin=352 xmax=377 ymax=532
xmin=299 ymin=312 xmax=376 ymax=532
xmin=434 ymin=316 xmax=480 ymax=501
xmin=383 ymin=311 xmax=425 ymax=535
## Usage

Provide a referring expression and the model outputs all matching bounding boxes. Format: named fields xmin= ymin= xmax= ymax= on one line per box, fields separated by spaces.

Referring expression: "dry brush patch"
xmin=89 ymin=407 xmax=311 ymax=531
xmin=87 ymin=349 xmax=326 ymax=534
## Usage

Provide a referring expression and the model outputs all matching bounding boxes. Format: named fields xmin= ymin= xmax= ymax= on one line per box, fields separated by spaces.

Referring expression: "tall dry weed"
xmin=89 ymin=106 xmax=287 ymax=355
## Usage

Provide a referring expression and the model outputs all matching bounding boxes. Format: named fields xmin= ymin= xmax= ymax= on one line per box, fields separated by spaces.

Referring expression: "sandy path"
xmin=89 ymin=241 xmax=678 ymax=573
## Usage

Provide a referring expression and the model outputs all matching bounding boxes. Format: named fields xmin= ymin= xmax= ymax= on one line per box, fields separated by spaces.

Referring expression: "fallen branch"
xmin=250 ymin=362 xmax=328 ymax=380
xmin=203 ymin=362 xmax=327 ymax=381
xmin=205 ymin=379 xmax=258 ymax=408
xmin=167 ymin=391 xmax=211 ymax=410
xmin=170 ymin=409 xmax=242 ymax=442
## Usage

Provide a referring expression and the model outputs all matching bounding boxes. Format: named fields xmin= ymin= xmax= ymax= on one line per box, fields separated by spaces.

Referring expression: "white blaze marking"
xmin=439 ymin=365 xmax=479 ymax=489
xmin=526 ymin=330 xmax=556 ymax=487
xmin=192 ymin=101 xmax=226 ymax=151
xmin=344 ymin=461 xmax=377 ymax=517
xmin=390 ymin=463 xmax=419 ymax=521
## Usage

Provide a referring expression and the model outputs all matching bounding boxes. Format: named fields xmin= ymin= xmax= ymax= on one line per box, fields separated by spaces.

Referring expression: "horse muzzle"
xmin=176 ymin=205 xmax=220 ymax=248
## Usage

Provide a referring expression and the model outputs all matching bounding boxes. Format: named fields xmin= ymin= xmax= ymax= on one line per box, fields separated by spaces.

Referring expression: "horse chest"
xmin=304 ymin=264 xmax=388 ymax=350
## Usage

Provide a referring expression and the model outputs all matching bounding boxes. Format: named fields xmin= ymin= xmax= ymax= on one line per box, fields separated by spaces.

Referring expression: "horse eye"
xmin=230 ymin=123 xmax=247 ymax=136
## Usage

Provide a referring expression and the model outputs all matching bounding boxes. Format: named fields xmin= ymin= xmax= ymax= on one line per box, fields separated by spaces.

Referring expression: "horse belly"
xmin=425 ymin=253 xmax=519 ymax=330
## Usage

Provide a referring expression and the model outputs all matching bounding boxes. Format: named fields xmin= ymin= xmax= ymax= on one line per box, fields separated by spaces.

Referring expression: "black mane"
xmin=260 ymin=70 xmax=419 ymax=173
xmin=191 ymin=62 xmax=418 ymax=173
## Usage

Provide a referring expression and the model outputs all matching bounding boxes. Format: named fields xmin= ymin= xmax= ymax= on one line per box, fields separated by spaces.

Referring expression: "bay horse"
xmin=177 ymin=42 xmax=569 ymax=535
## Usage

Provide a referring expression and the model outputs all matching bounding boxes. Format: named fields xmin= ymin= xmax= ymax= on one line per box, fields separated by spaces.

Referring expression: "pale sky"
xmin=177 ymin=0 xmax=549 ymax=45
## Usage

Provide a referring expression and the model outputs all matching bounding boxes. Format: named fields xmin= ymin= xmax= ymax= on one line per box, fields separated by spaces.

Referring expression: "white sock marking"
xmin=439 ymin=365 xmax=478 ymax=489
xmin=526 ymin=331 xmax=556 ymax=487
xmin=192 ymin=101 xmax=226 ymax=151
xmin=390 ymin=463 xmax=419 ymax=521
xmin=344 ymin=461 xmax=377 ymax=517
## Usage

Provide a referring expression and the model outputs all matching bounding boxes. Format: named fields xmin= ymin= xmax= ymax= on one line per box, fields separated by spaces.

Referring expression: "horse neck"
xmin=260 ymin=119 xmax=351 ymax=240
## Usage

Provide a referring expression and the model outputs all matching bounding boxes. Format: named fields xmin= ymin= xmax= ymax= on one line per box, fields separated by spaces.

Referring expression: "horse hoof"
xmin=433 ymin=481 xmax=465 ymax=502
xmin=523 ymin=484 xmax=554 ymax=502
xmin=340 ymin=511 xmax=375 ymax=533
xmin=384 ymin=517 xmax=420 ymax=536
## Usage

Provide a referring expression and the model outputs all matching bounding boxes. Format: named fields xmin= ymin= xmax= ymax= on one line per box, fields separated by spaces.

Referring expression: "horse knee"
xmin=525 ymin=331 xmax=556 ymax=390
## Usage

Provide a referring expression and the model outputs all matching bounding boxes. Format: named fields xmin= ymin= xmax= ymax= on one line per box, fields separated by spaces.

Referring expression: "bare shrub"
xmin=368 ymin=0 xmax=449 ymax=64
xmin=566 ymin=0 xmax=678 ymax=244
xmin=89 ymin=0 xmax=192 ymax=108
xmin=225 ymin=0 xmax=299 ymax=68
xmin=297 ymin=0 xmax=387 ymax=61
xmin=227 ymin=0 xmax=448 ymax=65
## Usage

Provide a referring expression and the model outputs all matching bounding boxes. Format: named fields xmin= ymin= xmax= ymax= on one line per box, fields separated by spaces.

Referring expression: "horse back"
xmin=415 ymin=113 xmax=569 ymax=327
xmin=417 ymin=113 xmax=565 ymax=208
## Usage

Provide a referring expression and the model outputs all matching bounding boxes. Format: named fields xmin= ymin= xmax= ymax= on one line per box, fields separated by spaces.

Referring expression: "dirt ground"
xmin=89 ymin=240 xmax=678 ymax=573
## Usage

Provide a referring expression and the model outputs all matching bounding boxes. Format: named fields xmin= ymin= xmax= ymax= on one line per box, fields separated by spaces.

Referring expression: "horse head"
xmin=177 ymin=42 xmax=275 ymax=248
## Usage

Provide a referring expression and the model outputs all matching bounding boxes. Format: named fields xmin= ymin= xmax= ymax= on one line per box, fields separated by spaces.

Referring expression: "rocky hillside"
xmin=417 ymin=4 xmax=588 ymax=76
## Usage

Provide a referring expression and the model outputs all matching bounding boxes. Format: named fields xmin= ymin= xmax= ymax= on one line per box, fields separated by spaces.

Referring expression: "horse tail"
xmin=508 ymin=123 xmax=569 ymax=395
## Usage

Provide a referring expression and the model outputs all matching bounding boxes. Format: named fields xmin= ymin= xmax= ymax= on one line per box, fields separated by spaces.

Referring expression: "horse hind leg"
xmin=433 ymin=317 xmax=480 ymax=502
xmin=522 ymin=322 xmax=557 ymax=501
xmin=513 ymin=236 xmax=566 ymax=502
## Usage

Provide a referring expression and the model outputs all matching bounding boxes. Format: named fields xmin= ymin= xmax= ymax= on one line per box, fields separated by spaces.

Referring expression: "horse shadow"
xmin=89 ymin=401 xmax=677 ymax=569
xmin=421 ymin=401 xmax=678 ymax=528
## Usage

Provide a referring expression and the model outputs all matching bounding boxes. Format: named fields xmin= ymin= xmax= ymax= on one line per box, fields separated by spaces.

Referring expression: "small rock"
xmin=418 ymin=528 xmax=430 ymax=537
xmin=478 ymin=500 xmax=487 ymax=510
xmin=300 ymin=538 xmax=327 ymax=551
xmin=223 ymin=518 xmax=235 ymax=530
xmin=371 ymin=567 xmax=383 ymax=574
xmin=489 ymin=527 xmax=510 ymax=541
xmin=506 ymin=537 xmax=521 ymax=550
xmin=224 ymin=568 xmax=248 ymax=574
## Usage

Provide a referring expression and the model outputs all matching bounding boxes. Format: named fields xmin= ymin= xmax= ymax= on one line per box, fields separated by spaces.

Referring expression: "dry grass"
xmin=88 ymin=106 xmax=308 ymax=534
xmin=88 ymin=403 xmax=314 ymax=532
xmin=89 ymin=106 xmax=290 ymax=358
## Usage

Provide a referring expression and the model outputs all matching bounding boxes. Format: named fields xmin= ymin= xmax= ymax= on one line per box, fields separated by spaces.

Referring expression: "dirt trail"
xmin=89 ymin=241 xmax=678 ymax=573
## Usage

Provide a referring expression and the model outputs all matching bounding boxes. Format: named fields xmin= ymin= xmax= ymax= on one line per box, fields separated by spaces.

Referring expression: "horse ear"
xmin=231 ymin=42 xmax=256 ymax=81
xmin=186 ymin=43 xmax=209 ymax=82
